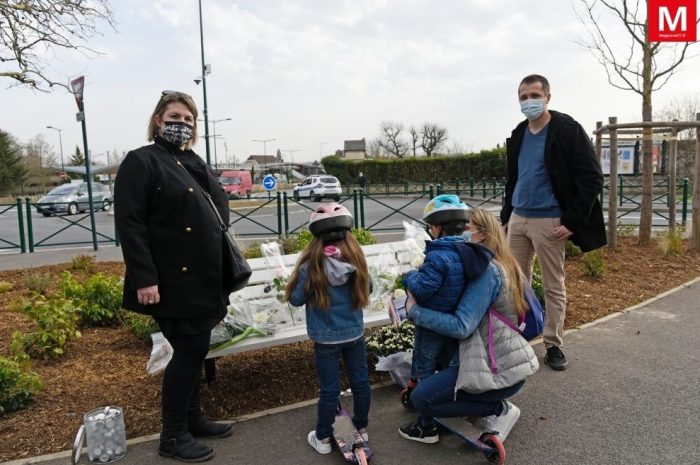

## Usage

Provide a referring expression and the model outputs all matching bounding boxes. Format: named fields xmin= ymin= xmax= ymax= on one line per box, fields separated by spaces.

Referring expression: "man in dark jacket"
xmin=500 ymin=74 xmax=606 ymax=371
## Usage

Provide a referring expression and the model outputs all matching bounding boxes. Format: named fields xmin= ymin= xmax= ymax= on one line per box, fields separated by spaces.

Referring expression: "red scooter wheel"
xmin=481 ymin=434 xmax=506 ymax=465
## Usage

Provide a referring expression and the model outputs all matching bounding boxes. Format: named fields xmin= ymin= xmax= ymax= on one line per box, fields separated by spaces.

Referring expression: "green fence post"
xmin=353 ymin=189 xmax=359 ymax=229
xmin=422 ymin=180 xmax=426 ymax=193
xmin=455 ymin=178 xmax=460 ymax=197
xmin=619 ymin=175 xmax=624 ymax=206
xmin=405 ymin=182 xmax=409 ymax=196
xmin=429 ymin=185 xmax=434 ymax=200
xmin=114 ymin=223 xmax=120 ymax=247
xmin=385 ymin=181 xmax=389 ymax=197
xmin=470 ymin=177 xmax=474 ymax=197
xmin=276 ymin=192 xmax=282 ymax=238
xmin=24 ymin=197 xmax=34 ymax=253
xmin=366 ymin=181 xmax=370 ymax=195
xmin=17 ymin=198 xmax=26 ymax=253
xmin=482 ymin=178 xmax=486 ymax=198
xmin=682 ymin=178 xmax=689 ymax=225
xmin=359 ymin=189 xmax=365 ymax=229
xmin=283 ymin=192 xmax=289 ymax=235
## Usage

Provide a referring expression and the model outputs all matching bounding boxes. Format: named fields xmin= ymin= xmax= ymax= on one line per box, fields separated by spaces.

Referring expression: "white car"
xmin=293 ymin=175 xmax=342 ymax=201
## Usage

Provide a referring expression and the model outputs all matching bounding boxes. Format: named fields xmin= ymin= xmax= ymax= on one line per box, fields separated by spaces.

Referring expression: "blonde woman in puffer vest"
xmin=399 ymin=209 xmax=539 ymax=445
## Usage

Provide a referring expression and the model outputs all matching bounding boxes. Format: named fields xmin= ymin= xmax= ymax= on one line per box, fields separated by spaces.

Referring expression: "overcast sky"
xmin=2 ymin=0 xmax=699 ymax=166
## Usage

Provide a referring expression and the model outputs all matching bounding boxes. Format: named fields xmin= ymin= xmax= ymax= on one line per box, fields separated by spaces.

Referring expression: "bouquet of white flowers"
xmin=261 ymin=242 xmax=304 ymax=327
xmin=366 ymin=320 xmax=415 ymax=357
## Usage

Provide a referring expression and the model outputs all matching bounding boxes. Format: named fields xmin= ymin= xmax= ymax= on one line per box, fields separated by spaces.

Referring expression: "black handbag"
xmin=174 ymin=159 xmax=252 ymax=292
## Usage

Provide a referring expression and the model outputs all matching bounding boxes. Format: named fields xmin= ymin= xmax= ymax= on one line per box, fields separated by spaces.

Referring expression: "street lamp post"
xmin=211 ymin=117 xmax=231 ymax=170
xmin=283 ymin=149 xmax=300 ymax=183
xmin=198 ymin=0 xmax=212 ymax=165
xmin=46 ymin=125 xmax=65 ymax=173
xmin=252 ymin=138 xmax=276 ymax=172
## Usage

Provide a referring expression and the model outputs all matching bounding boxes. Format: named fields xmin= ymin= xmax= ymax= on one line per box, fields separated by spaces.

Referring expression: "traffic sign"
xmin=262 ymin=174 xmax=277 ymax=191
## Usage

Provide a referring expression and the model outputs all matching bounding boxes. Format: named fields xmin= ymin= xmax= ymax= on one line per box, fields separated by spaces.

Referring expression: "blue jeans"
xmin=314 ymin=337 xmax=371 ymax=440
xmin=412 ymin=326 xmax=458 ymax=381
xmin=410 ymin=365 xmax=524 ymax=426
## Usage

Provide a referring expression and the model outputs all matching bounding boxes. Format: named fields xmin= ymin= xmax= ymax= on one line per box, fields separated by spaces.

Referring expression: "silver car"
xmin=36 ymin=183 xmax=113 ymax=216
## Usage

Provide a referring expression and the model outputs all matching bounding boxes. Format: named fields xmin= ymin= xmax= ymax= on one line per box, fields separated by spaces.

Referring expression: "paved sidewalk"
xmin=6 ymin=277 xmax=700 ymax=465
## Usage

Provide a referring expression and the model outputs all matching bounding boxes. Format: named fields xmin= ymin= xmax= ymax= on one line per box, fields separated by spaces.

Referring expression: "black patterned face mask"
xmin=160 ymin=121 xmax=193 ymax=147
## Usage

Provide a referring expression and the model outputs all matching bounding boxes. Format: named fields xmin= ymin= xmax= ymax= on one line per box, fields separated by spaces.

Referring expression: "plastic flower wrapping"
xmin=260 ymin=241 xmax=305 ymax=327
xmin=366 ymin=221 xmax=429 ymax=321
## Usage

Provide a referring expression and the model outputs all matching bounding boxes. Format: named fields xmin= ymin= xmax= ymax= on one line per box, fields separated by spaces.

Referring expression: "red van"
xmin=219 ymin=170 xmax=253 ymax=199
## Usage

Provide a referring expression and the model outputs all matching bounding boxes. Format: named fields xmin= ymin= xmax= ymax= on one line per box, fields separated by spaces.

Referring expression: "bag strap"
xmin=171 ymin=157 xmax=228 ymax=231
xmin=486 ymin=307 xmax=522 ymax=374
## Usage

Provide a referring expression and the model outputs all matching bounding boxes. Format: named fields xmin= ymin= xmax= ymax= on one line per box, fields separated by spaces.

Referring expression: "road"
xmin=0 ymin=192 xmax=692 ymax=253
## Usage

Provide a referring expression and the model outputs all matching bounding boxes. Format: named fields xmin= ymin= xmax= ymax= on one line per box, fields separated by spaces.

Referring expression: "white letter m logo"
xmin=659 ymin=6 xmax=687 ymax=32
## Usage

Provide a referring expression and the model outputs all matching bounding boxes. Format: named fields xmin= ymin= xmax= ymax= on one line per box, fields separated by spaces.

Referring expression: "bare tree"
xmin=0 ymin=0 xmax=115 ymax=91
xmin=378 ymin=121 xmax=408 ymax=158
xmin=409 ymin=126 xmax=420 ymax=157
xmin=420 ymin=123 xmax=448 ymax=157
xmin=655 ymin=92 xmax=700 ymax=139
xmin=25 ymin=134 xmax=56 ymax=167
xmin=366 ymin=138 xmax=383 ymax=158
xmin=575 ymin=0 xmax=700 ymax=245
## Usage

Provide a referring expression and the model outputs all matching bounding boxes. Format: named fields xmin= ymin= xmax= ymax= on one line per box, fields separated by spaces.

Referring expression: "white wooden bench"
xmin=202 ymin=240 xmax=417 ymax=381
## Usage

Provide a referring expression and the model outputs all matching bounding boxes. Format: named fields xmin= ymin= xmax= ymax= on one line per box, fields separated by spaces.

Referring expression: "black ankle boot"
xmin=158 ymin=432 xmax=214 ymax=463
xmin=188 ymin=416 xmax=234 ymax=439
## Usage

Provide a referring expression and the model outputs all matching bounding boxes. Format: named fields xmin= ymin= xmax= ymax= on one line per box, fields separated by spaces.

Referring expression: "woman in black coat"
xmin=115 ymin=91 xmax=233 ymax=462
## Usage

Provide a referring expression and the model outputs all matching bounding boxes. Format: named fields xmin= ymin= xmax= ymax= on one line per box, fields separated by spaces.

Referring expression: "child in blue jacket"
xmin=286 ymin=203 xmax=372 ymax=455
xmin=404 ymin=195 xmax=491 ymax=388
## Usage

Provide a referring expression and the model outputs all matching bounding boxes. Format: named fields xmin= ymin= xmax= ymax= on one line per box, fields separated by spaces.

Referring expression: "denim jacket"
xmin=288 ymin=261 xmax=366 ymax=344
xmin=403 ymin=236 xmax=466 ymax=313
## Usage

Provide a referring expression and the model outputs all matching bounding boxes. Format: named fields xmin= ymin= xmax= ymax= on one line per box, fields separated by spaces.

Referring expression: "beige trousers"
xmin=507 ymin=213 xmax=567 ymax=348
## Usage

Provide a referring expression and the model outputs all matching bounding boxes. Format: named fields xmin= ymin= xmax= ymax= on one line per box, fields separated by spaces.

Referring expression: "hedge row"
xmin=321 ymin=148 xmax=506 ymax=184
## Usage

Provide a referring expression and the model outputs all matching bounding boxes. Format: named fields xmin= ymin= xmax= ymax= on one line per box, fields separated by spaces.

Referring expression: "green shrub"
xmin=117 ymin=310 xmax=159 ymax=341
xmin=280 ymin=235 xmax=299 ymax=254
xmin=0 ymin=355 xmax=43 ymax=415
xmin=658 ymin=227 xmax=684 ymax=256
xmin=24 ymin=273 xmax=52 ymax=295
xmin=581 ymin=249 xmax=605 ymax=279
xmin=351 ymin=228 xmax=377 ymax=246
xmin=321 ymin=147 xmax=506 ymax=185
xmin=0 ymin=281 xmax=13 ymax=293
xmin=12 ymin=297 xmax=81 ymax=359
xmin=243 ymin=243 xmax=263 ymax=259
xmin=565 ymin=240 xmax=582 ymax=258
xmin=531 ymin=259 xmax=545 ymax=306
xmin=294 ymin=229 xmax=314 ymax=252
xmin=70 ymin=254 xmax=96 ymax=272
xmin=59 ymin=272 xmax=123 ymax=327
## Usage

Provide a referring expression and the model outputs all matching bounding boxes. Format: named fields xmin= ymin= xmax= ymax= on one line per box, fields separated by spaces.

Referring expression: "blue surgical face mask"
xmin=462 ymin=231 xmax=473 ymax=242
xmin=520 ymin=98 xmax=545 ymax=120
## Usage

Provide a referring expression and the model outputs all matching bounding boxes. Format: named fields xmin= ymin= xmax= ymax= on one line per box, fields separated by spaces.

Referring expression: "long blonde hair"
xmin=146 ymin=92 xmax=199 ymax=150
xmin=469 ymin=208 xmax=528 ymax=315
xmin=285 ymin=233 xmax=370 ymax=310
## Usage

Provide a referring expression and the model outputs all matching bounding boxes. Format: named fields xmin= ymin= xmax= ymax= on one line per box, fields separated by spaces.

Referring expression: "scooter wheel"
xmin=481 ymin=434 xmax=506 ymax=465
xmin=400 ymin=388 xmax=413 ymax=410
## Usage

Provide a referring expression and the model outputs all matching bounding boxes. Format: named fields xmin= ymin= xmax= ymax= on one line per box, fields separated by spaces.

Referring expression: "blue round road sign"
xmin=262 ymin=174 xmax=277 ymax=191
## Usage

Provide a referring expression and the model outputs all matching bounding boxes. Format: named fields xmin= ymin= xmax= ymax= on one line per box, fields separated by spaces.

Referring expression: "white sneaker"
xmin=307 ymin=430 xmax=332 ymax=454
xmin=356 ymin=427 xmax=369 ymax=443
xmin=481 ymin=401 xmax=521 ymax=441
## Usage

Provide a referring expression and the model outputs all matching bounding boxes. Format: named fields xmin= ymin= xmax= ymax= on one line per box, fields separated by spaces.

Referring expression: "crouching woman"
xmin=399 ymin=208 xmax=539 ymax=444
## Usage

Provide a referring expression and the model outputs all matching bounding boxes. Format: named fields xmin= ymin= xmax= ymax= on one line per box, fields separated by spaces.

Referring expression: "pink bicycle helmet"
xmin=309 ymin=203 xmax=354 ymax=241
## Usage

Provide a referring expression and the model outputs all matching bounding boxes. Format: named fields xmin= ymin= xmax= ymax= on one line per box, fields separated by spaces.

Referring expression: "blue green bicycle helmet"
xmin=422 ymin=194 xmax=469 ymax=225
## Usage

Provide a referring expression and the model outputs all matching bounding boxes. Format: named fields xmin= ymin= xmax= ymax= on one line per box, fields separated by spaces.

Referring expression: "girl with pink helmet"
xmin=285 ymin=203 xmax=372 ymax=454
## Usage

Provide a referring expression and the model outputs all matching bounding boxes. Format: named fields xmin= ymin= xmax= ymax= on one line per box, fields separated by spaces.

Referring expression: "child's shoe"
xmin=398 ymin=420 xmax=439 ymax=444
xmin=481 ymin=401 xmax=521 ymax=441
xmin=307 ymin=430 xmax=332 ymax=454
xmin=355 ymin=427 xmax=369 ymax=443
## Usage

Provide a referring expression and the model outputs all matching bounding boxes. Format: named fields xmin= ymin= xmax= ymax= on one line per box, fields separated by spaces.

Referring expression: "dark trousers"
xmin=161 ymin=331 xmax=211 ymax=437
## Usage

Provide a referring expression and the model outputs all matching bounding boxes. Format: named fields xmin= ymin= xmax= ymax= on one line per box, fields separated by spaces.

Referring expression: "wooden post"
xmin=608 ymin=117 xmax=618 ymax=250
xmin=692 ymin=113 xmax=700 ymax=250
xmin=595 ymin=121 xmax=603 ymax=164
xmin=668 ymin=121 xmax=678 ymax=232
